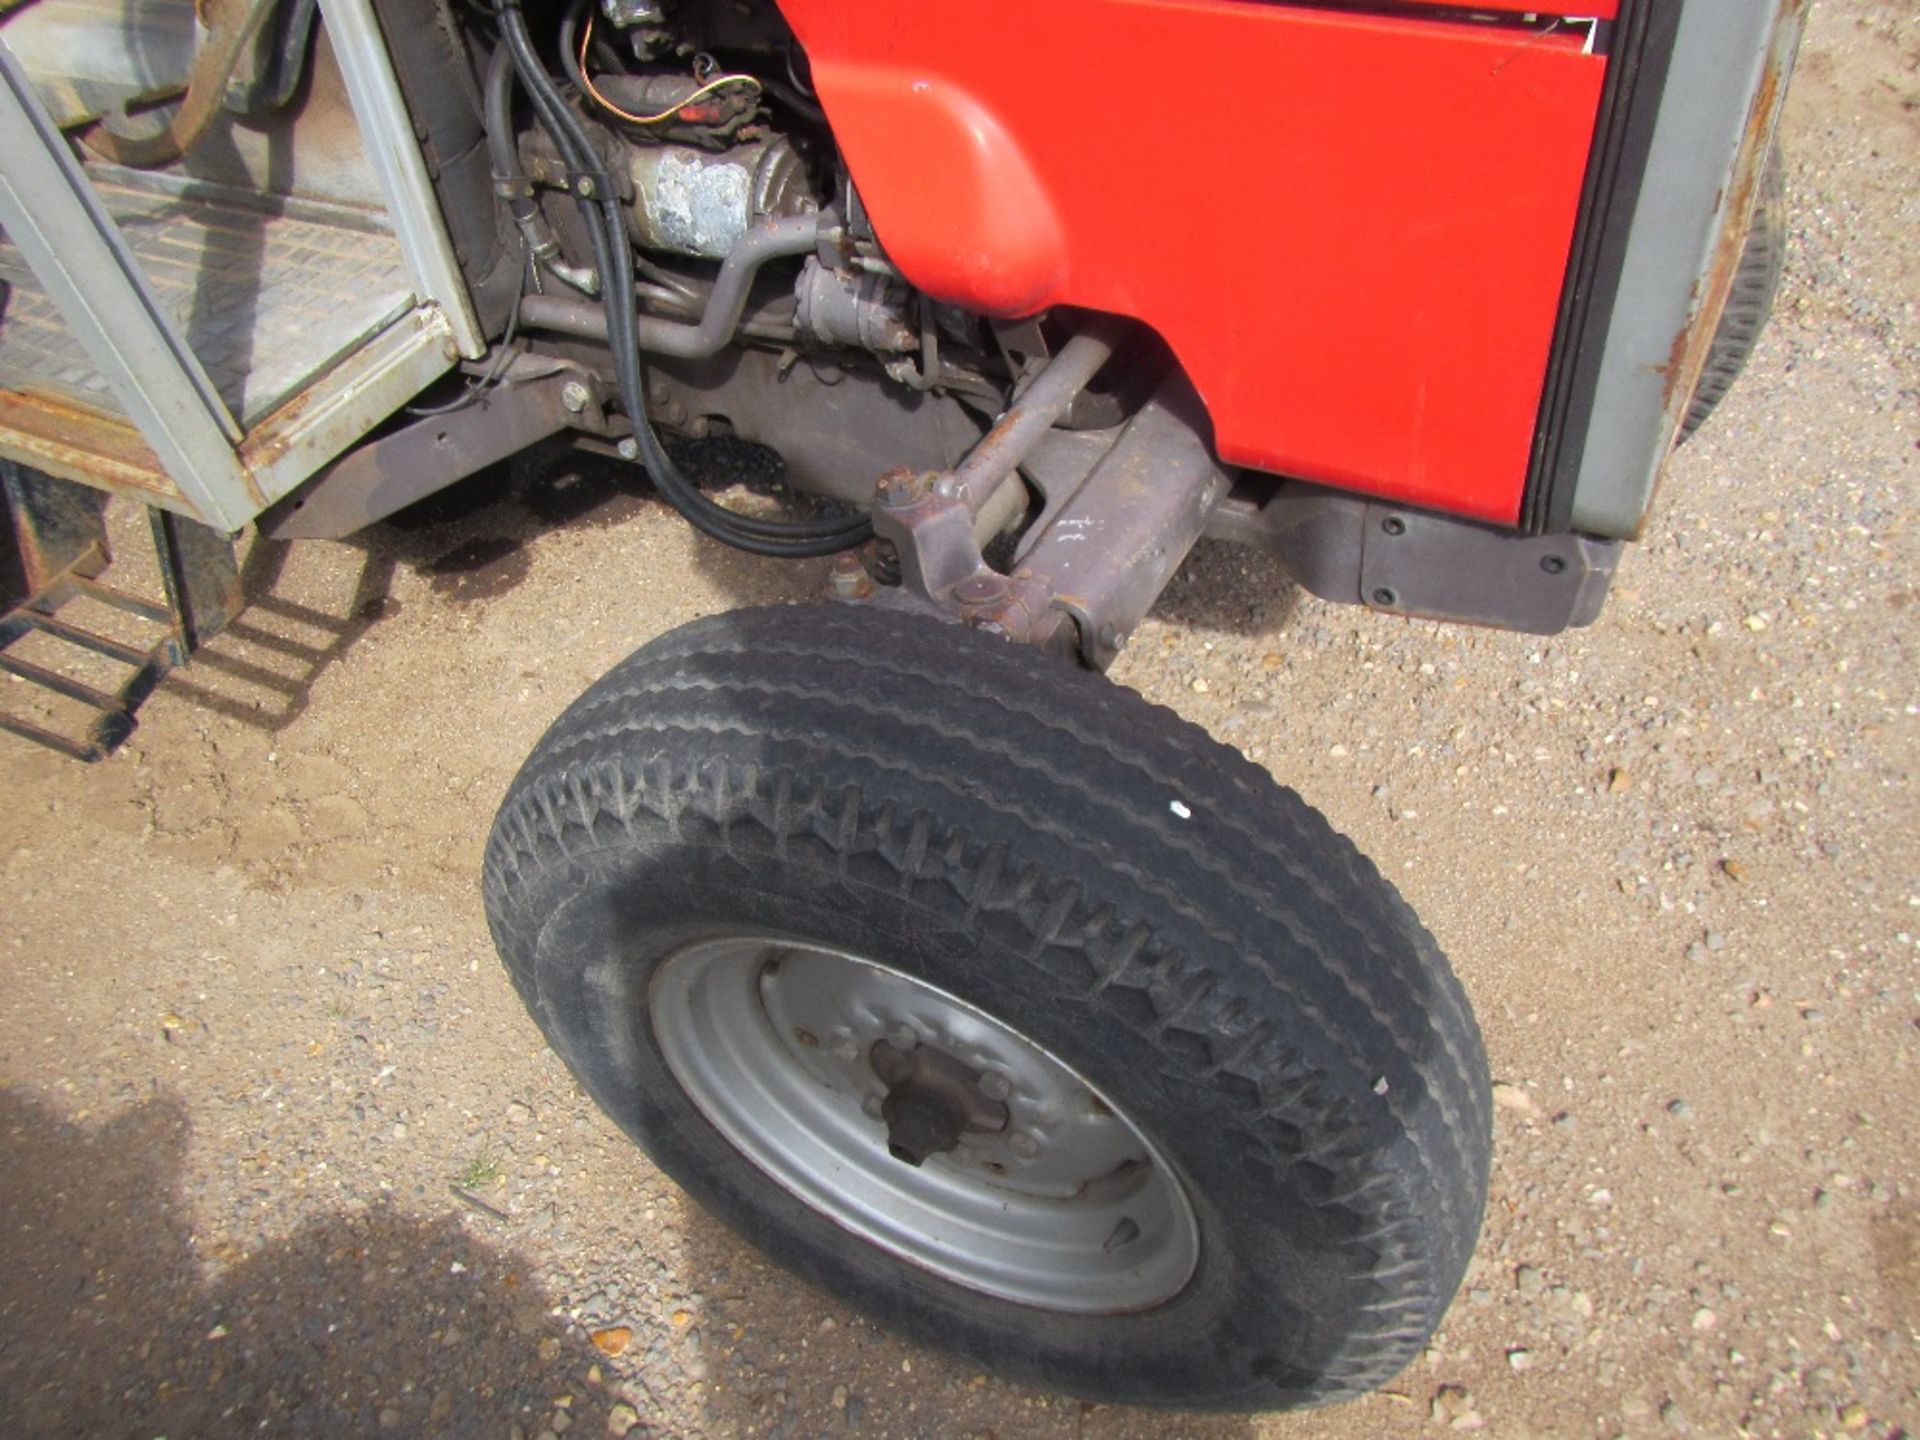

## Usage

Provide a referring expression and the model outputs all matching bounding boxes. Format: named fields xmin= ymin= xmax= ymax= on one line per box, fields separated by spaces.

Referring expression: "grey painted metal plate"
xmin=0 ymin=178 xmax=413 ymax=428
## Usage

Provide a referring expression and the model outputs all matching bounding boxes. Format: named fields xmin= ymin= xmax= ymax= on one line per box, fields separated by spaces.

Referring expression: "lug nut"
xmin=978 ymin=1070 xmax=1012 ymax=1101
xmin=560 ymin=380 xmax=592 ymax=413
xmin=887 ymin=1023 xmax=917 ymax=1052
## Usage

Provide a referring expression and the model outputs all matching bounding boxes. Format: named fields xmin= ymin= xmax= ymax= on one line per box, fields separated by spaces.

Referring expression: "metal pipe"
xmin=520 ymin=214 xmax=820 ymax=359
xmin=951 ymin=316 xmax=1128 ymax=523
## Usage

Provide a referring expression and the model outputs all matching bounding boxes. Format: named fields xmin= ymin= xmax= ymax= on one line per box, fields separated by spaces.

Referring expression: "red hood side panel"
xmin=778 ymin=0 xmax=1605 ymax=526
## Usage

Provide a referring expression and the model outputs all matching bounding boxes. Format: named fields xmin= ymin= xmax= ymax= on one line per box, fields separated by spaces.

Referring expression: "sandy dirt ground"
xmin=2 ymin=3 xmax=1914 ymax=1436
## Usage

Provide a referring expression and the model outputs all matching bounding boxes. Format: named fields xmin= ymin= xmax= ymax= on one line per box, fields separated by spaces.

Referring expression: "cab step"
xmin=0 ymin=462 xmax=240 ymax=761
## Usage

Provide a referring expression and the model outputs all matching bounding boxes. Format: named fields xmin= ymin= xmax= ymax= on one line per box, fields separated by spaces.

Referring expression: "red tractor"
xmin=0 ymin=0 xmax=1798 ymax=1409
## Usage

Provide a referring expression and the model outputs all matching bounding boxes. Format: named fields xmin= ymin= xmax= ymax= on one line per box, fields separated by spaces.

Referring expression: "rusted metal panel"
xmin=241 ymin=306 xmax=458 ymax=506
xmin=0 ymin=303 xmax=457 ymax=529
xmin=0 ymin=391 xmax=197 ymax=516
xmin=1654 ymin=2 xmax=1807 ymax=445
xmin=1562 ymin=0 xmax=1807 ymax=538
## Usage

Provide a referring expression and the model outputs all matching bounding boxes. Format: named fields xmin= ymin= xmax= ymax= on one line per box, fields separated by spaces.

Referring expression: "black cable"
xmin=406 ymin=247 xmax=531 ymax=417
xmin=494 ymin=0 xmax=868 ymax=555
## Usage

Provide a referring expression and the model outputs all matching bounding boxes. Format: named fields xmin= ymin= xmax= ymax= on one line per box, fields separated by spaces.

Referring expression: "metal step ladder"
xmin=0 ymin=461 xmax=239 ymax=761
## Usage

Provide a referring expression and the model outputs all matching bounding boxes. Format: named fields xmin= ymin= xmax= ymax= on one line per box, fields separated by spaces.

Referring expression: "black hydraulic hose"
xmin=493 ymin=0 xmax=868 ymax=554
xmin=484 ymin=45 xmax=543 ymax=237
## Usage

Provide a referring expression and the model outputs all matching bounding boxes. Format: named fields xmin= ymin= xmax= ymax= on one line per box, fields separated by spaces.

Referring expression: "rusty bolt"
xmin=953 ymin=573 xmax=1005 ymax=606
xmin=828 ymin=552 xmax=873 ymax=601
xmin=874 ymin=467 xmax=924 ymax=509
xmin=560 ymin=381 xmax=592 ymax=413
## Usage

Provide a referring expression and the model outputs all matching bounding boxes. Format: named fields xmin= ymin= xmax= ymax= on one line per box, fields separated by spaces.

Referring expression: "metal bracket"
xmin=865 ymin=372 xmax=1227 ymax=669
xmin=1207 ymin=484 xmax=1620 ymax=634
xmin=257 ymin=357 xmax=601 ymax=539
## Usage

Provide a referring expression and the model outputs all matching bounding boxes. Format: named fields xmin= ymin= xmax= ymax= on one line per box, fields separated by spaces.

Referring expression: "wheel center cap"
xmin=869 ymin=1035 xmax=1009 ymax=1166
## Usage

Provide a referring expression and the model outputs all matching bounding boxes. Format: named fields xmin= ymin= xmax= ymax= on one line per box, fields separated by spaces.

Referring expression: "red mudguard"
xmin=777 ymin=1 xmax=1606 ymax=526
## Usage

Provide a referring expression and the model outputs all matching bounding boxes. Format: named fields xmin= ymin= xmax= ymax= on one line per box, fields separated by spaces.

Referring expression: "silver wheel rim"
xmin=649 ymin=937 xmax=1200 ymax=1313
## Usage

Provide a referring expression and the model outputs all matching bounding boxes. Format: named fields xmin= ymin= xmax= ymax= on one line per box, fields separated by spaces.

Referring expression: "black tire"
xmin=483 ymin=604 xmax=1491 ymax=1411
xmin=1682 ymin=142 xmax=1787 ymax=440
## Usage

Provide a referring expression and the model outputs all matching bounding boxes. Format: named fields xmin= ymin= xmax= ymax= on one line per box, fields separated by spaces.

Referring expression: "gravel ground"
xmin=2 ymin=3 xmax=1914 ymax=1436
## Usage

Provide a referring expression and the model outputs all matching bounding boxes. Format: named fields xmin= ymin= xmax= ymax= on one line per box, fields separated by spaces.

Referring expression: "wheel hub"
xmin=648 ymin=936 xmax=1200 ymax=1312
xmin=869 ymin=1034 xmax=1008 ymax=1166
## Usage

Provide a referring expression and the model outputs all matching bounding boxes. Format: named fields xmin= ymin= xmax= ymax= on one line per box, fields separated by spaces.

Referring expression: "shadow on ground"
xmin=1146 ymin=538 xmax=1303 ymax=641
xmin=670 ymin=1200 xmax=1259 ymax=1440
xmin=147 ymin=439 xmax=1306 ymax=745
xmin=0 ymin=1087 xmax=618 ymax=1439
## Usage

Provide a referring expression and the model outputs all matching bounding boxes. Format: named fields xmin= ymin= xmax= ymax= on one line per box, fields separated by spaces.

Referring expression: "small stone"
xmin=1667 ymin=1098 xmax=1695 ymax=1119
xmin=591 ymin=1326 xmax=632 ymax=1356
xmin=832 ymin=1385 xmax=848 ymax=1410
xmin=1838 ymin=1402 xmax=1869 ymax=1431
xmin=1515 ymin=1265 xmax=1545 ymax=1297
xmin=1430 ymin=1383 xmax=1481 ymax=1429
xmin=1691 ymin=1307 xmax=1717 ymax=1332
xmin=1492 ymin=1082 xmax=1538 ymax=1116
xmin=1190 ymin=676 xmax=1209 ymax=693
xmin=1608 ymin=767 xmax=1631 ymax=793
xmin=607 ymin=1404 xmax=640 ymax=1438
xmin=1721 ymin=858 xmax=1746 ymax=881
xmin=205 ymin=1324 xmax=228 ymax=1341
xmin=1507 ymin=1348 xmax=1533 ymax=1372
xmin=551 ymin=1411 xmax=572 ymax=1435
